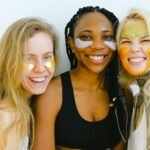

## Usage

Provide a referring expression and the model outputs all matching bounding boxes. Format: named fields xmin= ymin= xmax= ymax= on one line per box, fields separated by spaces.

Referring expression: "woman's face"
xmin=119 ymin=18 xmax=150 ymax=76
xmin=22 ymin=32 xmax=55 ymax=95
xmin=69 ymin=12 xmax=115 ymax=73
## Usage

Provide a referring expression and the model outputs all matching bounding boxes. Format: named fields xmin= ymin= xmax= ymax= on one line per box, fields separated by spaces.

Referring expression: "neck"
xmin=71 ymin=67 xmax=106 ymax=90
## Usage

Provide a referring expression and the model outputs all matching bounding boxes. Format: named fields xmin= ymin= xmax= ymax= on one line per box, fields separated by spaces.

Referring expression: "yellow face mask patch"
xmin=120 ymin=19 xmax=147 ymax=39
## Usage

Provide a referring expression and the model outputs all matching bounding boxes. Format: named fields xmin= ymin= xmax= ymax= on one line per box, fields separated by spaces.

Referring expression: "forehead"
xmin=74 ymin=12 xmax=112 ymax=34
xmin=120 ymin=18 xmax=148 ymax=38
xmin=26 ymin=32 xmax=53 ymax=54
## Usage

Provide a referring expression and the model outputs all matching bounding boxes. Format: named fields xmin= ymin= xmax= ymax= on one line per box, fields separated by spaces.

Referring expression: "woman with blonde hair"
xmin=0 ymin=17 xmax=57 ymax=149
xmin=117 ymin=8 xmax=150 ymax=150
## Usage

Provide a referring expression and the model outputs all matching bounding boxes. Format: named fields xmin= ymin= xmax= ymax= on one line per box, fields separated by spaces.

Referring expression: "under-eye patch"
xmin=25 ymin=57 xmax=55 ymax=71
xmin=75 ymin=38 xmax=93 ymax=48
xmin=44 ymin=57 xmax=55 ymax=68
xmin=104 ymin=41 xmax=116 ymax=51
xmin=27 ymin=63 xmax=34 ymax=70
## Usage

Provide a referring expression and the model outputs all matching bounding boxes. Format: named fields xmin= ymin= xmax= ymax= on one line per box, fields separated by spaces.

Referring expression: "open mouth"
xmin=29 ymin=76 xmax=48 ymax=83
xmin=128 ymin=57 xmax=146 ymax=63
xmin=88 ymin=54 xmax=108 ymax=63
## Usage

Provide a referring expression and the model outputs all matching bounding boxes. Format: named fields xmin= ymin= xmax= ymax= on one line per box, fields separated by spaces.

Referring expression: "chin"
xmin=30 ymin=87 xmax=47 ymax=95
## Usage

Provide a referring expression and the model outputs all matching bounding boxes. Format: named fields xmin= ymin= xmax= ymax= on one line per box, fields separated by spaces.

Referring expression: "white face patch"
xmin=75 ymin=38 xmax=93 ymax=48
xmin=104 ymin=41 xmax=116 ymax=51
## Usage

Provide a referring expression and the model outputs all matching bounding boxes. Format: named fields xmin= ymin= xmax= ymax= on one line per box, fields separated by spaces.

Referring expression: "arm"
xmin=32 ymin=77 xmax=62 ymax=150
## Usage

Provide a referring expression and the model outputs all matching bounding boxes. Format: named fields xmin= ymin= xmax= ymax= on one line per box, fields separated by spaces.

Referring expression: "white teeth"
xmin=89 ymin=55 xmax=104 ymax=61
xmin=129 ymin=58 xmax=145 ymax=63
xmin=31 ymin=77 xmax=45 ymax=82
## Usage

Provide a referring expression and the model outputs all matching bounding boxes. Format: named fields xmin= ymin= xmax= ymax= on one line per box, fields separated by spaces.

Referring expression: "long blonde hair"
xmin=0 ymin=17 xmax=57 ymax=148
xmin=116 ymin=8 xmax=150 ymax=86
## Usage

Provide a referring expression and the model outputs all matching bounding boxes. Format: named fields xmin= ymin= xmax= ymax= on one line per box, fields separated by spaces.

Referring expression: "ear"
xmin=68 ymin=37 xmax=75 ymax=53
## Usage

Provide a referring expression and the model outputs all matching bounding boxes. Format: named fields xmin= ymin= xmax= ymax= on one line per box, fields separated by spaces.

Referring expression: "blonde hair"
xmin=0 ymin=17 xmax=57 ymax=148
xmin=116 ymin=8 xmax=150 ymax=86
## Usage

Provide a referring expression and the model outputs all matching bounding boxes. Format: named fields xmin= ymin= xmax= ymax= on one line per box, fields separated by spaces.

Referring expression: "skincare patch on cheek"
xmin=45 ymin=58 xmax=55 ymax=68
xmin=26 ymin=63 xmax=34 ymax=71
xmin=104 ymin=41 xmax=116 ymax=51
xmin=75 ymin=38 xmax=93 ymax=48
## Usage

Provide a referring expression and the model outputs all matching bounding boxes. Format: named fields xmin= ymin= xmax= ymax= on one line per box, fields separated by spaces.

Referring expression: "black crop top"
xmin=55 ymin=72 xmax=121 ymax=150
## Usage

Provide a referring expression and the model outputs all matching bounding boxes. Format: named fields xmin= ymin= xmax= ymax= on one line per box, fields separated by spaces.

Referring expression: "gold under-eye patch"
xmin=44 ymin=58 xmax=55 ymax=68
xmin=24 ymin=57 xmax=55 ymax=71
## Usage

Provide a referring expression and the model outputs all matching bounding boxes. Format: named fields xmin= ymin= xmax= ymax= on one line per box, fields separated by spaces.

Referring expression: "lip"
xmin=87 ymin=54 xmax=109 ymax=64
xmin=128 ymin=57 xmax=146 ymax=65
xmin=29 ymin=76 xmax=48 ymax=83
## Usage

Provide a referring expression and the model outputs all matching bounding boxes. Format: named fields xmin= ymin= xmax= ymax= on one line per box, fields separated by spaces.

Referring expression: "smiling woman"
xmin=32 ymin=6 xmax=130 ymax=150
xmin=0 ymin=17 xmax=57 ymax=149
xmin=117 ymin=8 xmax=150 ymax=150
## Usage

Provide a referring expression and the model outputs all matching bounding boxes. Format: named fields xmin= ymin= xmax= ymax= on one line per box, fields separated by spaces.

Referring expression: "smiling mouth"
xmin=29 ymin=76 xmax=48 ymax=83
xmin=88 ymin=55 xmax=108 ymax=62
xmin=128 ymin=57 xmax=146 ymax=63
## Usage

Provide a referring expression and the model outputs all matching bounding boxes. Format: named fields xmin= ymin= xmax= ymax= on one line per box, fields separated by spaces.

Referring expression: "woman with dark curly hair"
xmin=33 ymin=6 xmax=129 ymax=150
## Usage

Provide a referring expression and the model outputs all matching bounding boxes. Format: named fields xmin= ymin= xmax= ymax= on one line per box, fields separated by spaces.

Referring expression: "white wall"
xmin=0 ymin=0 xmax=149 ymax=75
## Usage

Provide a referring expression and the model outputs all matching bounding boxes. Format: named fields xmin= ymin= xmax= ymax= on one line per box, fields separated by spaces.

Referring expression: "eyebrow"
xmin=121 ymin=34 xmax=149 ymax=39
xmin=80 ymin=29 xmax=113 ymax=33
xmin=27 ymin=52 xmax=53 ymax=56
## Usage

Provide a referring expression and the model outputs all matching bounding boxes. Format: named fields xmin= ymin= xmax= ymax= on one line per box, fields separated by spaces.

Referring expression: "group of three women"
xmin=0 ymin=5 xmax=149 ymax=150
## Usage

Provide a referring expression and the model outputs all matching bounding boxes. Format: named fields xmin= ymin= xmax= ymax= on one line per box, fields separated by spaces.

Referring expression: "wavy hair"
xmin=0 ymin=17 xmax=57 ymax=149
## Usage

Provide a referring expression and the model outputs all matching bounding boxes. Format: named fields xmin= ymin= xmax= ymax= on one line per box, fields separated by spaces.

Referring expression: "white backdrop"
xmin=0 ymin=0 xmax=149 ymax=78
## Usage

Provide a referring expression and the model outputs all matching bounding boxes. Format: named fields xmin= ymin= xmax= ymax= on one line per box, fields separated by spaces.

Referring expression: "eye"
xmin=141 ymin=38 xmax=150 ymax=43
xmin=120 ymin=40 xmax=131 ymax=45
xmin=26 ymin=56 xmax=36 ymax=64
xmin=78 ymin=35 xmax=92 ymax=41
xmin=103 ymin=35 xmax=114 ymax=41
xmin=43 ymin=55 xmax=53 ymax=61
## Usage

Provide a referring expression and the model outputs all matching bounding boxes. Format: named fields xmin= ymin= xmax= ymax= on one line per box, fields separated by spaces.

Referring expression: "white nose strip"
xmin=75 ymin=38 xmax=93 ymax=48
xmin=104 ymin=41 xmax=116 ymax=51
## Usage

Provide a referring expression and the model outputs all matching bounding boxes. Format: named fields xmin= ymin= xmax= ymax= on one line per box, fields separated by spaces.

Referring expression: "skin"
xmin=22 ymin=32 xmax=55 ymax=96
xmin=0 ymin=31 xmax=55 ymax=149
xmin=32 ymin=12 xmax=125 ymax=150
xmin=119 ymin=19 xmax=150 ymax=76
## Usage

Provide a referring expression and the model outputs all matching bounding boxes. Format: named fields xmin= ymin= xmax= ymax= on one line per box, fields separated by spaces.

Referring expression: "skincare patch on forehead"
xmin=120 ymin=19 xmax=148 ymax=38
xmin=104 ymin=41 xmax=116 ymax=50
xmin=75 ymin=38 xmax=93 ymax=48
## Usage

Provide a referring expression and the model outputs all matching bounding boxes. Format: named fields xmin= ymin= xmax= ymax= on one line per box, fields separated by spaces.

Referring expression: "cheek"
xmin=145 ymin=47 xmax=150 ymax=68
xmin=45 ymin=58 xmax=56 ymax=69
xmin=119 ymin=47 xmax=129 ymax=63
xmin=146 ymin=47 xmax=150 ymax=59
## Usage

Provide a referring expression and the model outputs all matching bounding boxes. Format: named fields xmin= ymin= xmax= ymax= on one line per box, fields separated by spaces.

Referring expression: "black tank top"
xmin=55 ymin=71 xmax=121 ymax=150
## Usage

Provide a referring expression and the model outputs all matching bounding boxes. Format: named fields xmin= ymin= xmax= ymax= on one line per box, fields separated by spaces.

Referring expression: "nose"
xmin=130 ymin=42 xmax=141 ymax=53
xmin=90 ymin=38 xmax=105 ymax=50
xmin=34 ymin=59 xmax=46 ymax=73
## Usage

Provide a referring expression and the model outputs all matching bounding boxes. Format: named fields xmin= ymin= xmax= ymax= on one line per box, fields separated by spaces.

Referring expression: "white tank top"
xmin=127 ymin=106 xmax=147 ymax=150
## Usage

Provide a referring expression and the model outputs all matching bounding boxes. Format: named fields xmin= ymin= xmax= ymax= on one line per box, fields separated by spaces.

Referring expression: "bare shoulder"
xmin=34 ymin=75 xmax=62 ymax=118
xmin=0 ymin=105 xmax=15 ymax=129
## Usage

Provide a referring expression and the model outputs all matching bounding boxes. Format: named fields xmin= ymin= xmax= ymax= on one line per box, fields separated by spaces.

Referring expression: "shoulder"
xmin=34 ymin=75 xmax=62 ymax=118
xmin=0 ymin=105 xmax=16 ymax=129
